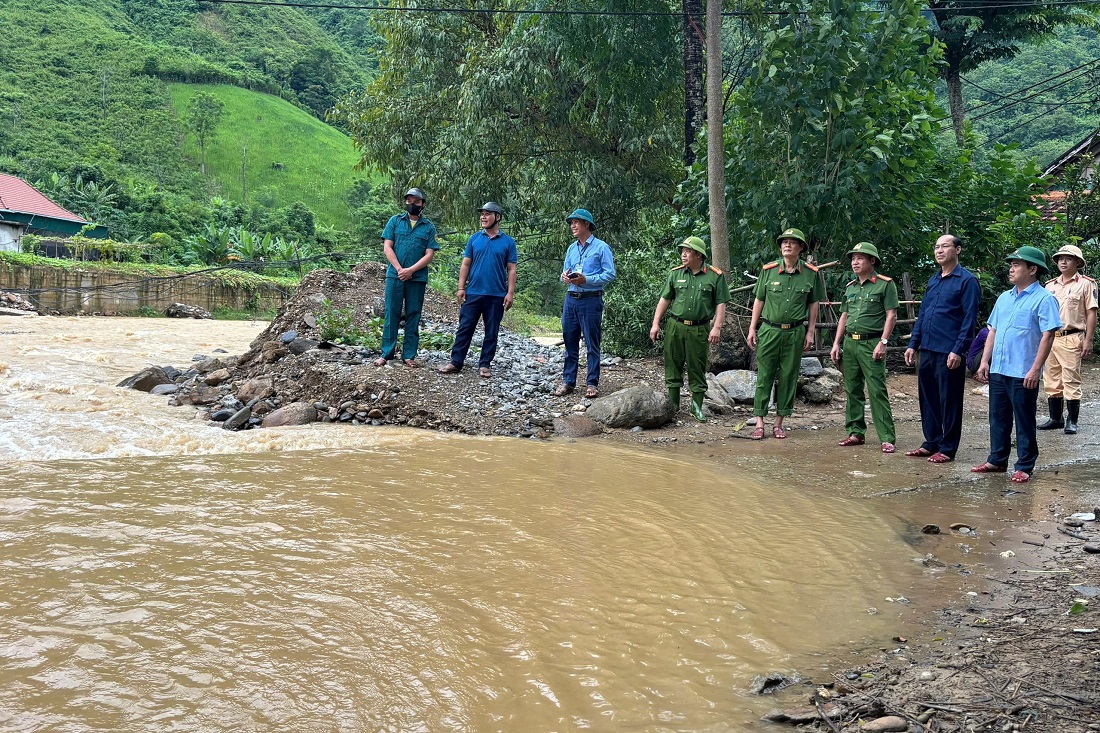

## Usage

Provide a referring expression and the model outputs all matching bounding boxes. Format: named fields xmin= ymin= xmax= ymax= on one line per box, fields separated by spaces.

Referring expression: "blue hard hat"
xmin=565 ymin=208 xmax=596 ymax=231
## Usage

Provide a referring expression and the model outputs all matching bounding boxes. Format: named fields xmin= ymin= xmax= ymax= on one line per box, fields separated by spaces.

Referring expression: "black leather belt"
xmin=671 ymin=315 xmax=710 ymax=327
xmin=1055 ymin=327 xmax=1083 ymax=337
xmin=846 ymin=332 xmax=883 ymax=340
xmin=568 ymin=290 xmax=602 ymax=299
xmin=762 ymin=318 xmax=805 ymax=330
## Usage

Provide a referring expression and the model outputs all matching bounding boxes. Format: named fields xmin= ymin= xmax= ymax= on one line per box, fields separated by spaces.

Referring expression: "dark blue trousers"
xmin=987 ymin=372 xmax=1039 ymax=474
xmin=562 ymin=292 xmax=604 ymax=387
xmin=449 ymin=294 xmax=505 ymax=369
xmin=917 ymin=349 xmax=966 ymax=458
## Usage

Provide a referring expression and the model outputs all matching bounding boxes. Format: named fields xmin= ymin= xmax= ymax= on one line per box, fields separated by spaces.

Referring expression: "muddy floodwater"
xmin=0 ymin=317 xmax=1040 ymax=732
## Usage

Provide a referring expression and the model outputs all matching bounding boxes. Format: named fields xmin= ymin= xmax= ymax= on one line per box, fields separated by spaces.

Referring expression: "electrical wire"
xmin=962 ymin=74 xmax=1099 ymax=106
xmin=981 ymin=84 xmax=1098 ymax=146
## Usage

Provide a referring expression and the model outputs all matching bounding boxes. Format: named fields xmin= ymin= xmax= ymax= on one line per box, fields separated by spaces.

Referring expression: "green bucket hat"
xmin=776 ymin=227 xmax=807 ymax=247
xmin=679 ymin=235 xmax=708 ymax=259
xmin=1006 ymin=245 xmax=1049 ymax=275
xmin=566 ymin=208 xmax=596 ymax=231
xmin=847 ymin=241 xmax=881 ymax=263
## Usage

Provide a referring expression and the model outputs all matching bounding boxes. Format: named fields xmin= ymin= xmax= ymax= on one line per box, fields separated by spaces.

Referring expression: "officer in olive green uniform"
xmin=747 ymin=228 xmax=826 ymax=439
xmin=651 ymin=236 xmax=731 ymax=422
xmin=830 ymin=242 xmax=899 ymax=452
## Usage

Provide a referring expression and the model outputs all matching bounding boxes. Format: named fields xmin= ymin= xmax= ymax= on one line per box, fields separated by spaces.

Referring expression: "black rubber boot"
xmin=1065 ymin=399 xmax=1080 ymax=435
xmin=1038 ymin=397 xmax=1064 ymax=430
xmin=668 ymin=388 xmax=681 ymax=411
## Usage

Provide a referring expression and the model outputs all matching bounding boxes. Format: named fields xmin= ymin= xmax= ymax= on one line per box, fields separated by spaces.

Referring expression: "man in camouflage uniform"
xmin=650 ymin=236 xmax=730 ymax=422
xmin=830 ymin=242 xmax=899 ymax=453
xmin=747 ymin=227 xmax=826 ymax=439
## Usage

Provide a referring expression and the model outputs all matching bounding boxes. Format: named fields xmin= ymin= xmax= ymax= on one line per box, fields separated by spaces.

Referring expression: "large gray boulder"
xmin=713 ymin=369 xmax=757 ymax=403
xmin=237 ymin=376 xmax=275 ymax=403
xmin=164 ymin=302 xmax=213 ymax=319
xmin=552 ymin=415 xmax=603 ymax=438
xmin=261 ymin=402 xmax=317 ymax=428
xmin=586 ymin=386 xmax=676 ymax=429
xmin=117 ymin=366 xmax=173 ymax=392
xmin=799 ymin=357 xmax=823 ymax=376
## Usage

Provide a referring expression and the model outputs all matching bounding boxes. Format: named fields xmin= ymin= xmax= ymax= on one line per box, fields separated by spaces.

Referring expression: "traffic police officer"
xmin=747 ymin=227 xmax=826 ymax=439
xmin=650 ymin=236 xmax=730 ymax=422
xmin=830 ymin=242 xmax=899 ymax=453
xmin=1039 ymin=243 xmax=1097 ymax=434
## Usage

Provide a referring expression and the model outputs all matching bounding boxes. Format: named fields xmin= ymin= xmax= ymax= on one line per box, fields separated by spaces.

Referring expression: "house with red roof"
xmin=0 ymin=173 xmax=108 ymax=252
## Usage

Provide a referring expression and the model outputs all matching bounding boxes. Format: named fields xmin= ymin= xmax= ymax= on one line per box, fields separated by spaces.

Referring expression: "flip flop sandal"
xmin=553 ymin=384 xmax=575 ymax=397
xmin=772 ymin=426 xmax=787 ymax=439
xmin=1010 ymin=470 xmax=1031 ymax=484
xmin=838 ymin=435 xmax=865 ymax=446
xmin=881 ymin=442 xmax=897 ymax=454
xmin=479 ymin=367 xmax=491 ymax=378
xmin=927 ymin=452 xmax=953 ymax=464
xmin=438 ymin=363 xmax=461 ymax=373
xmin=750 ymin=426 xmax=765 ymax=440
xmin=970 ymin=463 xmax=1007 ymax=474
xmin=585 ymin=386 xmax=600 ymax=398
xmin=373 ymin=357 xmax=388 ymax=367
xmin=905 ymin=447 xmax=933 ymax=457
xmin=403 ymin=359 xmax=420 ymax=368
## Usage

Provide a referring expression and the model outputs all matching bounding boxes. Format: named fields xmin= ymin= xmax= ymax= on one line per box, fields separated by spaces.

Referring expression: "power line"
xmin=968 ymin=61 xmax=1099 ymax=122
xmin=982 ymin=85 xmax=1098 ymax=147
xmin=962 ymin=74 xmax=1099 ymax=107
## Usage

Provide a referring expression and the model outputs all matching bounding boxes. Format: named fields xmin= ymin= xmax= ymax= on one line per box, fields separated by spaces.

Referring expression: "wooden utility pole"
xmin=706 ymin=0 xmax=730 ymax=275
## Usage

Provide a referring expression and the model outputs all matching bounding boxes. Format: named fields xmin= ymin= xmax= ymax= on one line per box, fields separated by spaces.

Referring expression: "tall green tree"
xmin=680 ymin=0 xmax=942 ymax=268
xmin=330 ymin=0 xmax=683 ymax=235
xmin=185 ymin=91 xmax=224 ymax=176
xmin=927 ymin=0 xmax=1099 ymax=147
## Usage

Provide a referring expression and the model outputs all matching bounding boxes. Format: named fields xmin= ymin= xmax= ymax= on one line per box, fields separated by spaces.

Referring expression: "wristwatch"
xmin=880 ymin=337 xmax=889 ymax=345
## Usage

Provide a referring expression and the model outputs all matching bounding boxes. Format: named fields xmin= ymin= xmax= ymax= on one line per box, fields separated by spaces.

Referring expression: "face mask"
xmin=406 ymin=203 xmax=423 ymax=216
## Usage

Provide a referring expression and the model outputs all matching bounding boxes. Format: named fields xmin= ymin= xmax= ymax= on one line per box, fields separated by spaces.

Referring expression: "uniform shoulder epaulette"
xmin=1081 ymin=274 xmax=1096 ymax=283
xmin=762 ymin=261 xmax=779 ymax=271
xmin=671 ymin=264 xmax=686 ymax=271
xmin=708 ymin=265 xmax=723 ymax=276
xmin=876 ymin=274 xmax=893 ymax=282
xmin=804 ymin=262 xmax=820 ymax=272
xmin=1046 ymin=276 xmax=1058 ymax=285
xmin=846 ymin=278 xmax=857 ymax=286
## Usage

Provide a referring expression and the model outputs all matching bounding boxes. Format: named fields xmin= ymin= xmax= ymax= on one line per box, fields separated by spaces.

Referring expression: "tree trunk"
xmin=199 ymin=138 xmax=207 ymax=176
xmin=683 ymin=0 xmax=705 ymax=167
xmin=945 ymin=64 xmax=966 ymax=148
xmin=706 ymin=0 xmax=730 ymax=276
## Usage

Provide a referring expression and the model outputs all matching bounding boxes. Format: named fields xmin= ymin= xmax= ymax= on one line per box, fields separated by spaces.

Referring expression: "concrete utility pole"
xmin=706 ymin=0 xmax=730 ymax=276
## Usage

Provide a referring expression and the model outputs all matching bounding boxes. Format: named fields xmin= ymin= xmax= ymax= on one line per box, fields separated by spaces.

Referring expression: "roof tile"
xmin=0 ymin=173 xmax=88 ymax=223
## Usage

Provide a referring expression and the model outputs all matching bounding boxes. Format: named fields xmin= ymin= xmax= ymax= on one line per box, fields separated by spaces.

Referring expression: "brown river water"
xmin=0 ymin=317 xmax=1056 ymax=732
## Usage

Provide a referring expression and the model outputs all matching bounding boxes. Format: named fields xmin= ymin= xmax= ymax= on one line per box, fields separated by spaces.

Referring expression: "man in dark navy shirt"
xmin=903 ymin=234 xmax=981 ymax=463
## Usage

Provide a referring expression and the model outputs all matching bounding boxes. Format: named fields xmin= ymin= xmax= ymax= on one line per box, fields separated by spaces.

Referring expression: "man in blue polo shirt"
xmin=555 ymin=208 xmax=616 ymax=398
xmin=973 ymin=246 xmax=1061 ymax=484
xmin=375 ymin=187 xmax=440 ymax=368
xmin=904 ymin=234 xmax=981 ymax=463
xmin=439 ymin=202 xmax=518 ymax=378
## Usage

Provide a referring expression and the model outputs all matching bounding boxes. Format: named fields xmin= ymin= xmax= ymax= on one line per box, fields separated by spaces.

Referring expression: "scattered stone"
xmin=586 ymin=386 xmax=676 ymax=429
xmin=164 ymin=302 xmax=213 ymax=319
xmin=801 ymin=378 xmax=835 ymax=403
xmin=713 ymin=369 xmax=757 ymax=403
xmin=210 ymin=408 xmax=236 ymax=422
xmin=261 ymin=401 xmax=318 ymax=428
xmin=1084 ymin=544 xmax=1100 ymax=554
xmin=237 ymin=377 xmax=275 ymax=403
xmin=768 ymin=703 xmax=840 ymax=723
xmin=800 ymin=356 xmax=824 ymax=376
xmin=280 ymin=330 xmax=298 ymax=343
xmin=288 ymin=338 xmax=319 ymax=355
xmin=203 ymin=368 xmax=231 ymax=386
xmin=117 ymin=367 xmax=173 ymax=392
xmin=861 ymin=715 xmax=908 ymax=732
xmin=749 ymin=671 xmax=801 ymax=695
xmin=921 ymin=524 xmax=941 ymax=535
xmin=0 ymin=290 xmax=38 ymax=313
xmin=149 ymin=383 xmax=178 ymax=396
xmin=222 ymin=406 xmax=252 ymax=430
xmin=553 ymin=415 xmax=603 ymax=438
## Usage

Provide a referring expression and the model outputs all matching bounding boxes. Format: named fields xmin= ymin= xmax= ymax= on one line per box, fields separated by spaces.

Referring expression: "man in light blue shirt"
xmin=554 ymin=208 xmax=616 ymax=398
xmin=973 ymin=246 xmax=1061 ymax=483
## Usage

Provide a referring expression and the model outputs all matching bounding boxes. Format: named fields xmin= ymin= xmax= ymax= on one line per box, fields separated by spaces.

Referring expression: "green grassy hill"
xmin=168 ymin=84 xmax=363 ymax=228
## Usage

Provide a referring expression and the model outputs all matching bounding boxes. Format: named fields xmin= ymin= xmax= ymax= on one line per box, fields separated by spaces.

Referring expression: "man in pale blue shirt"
xmin=973 ymin=246 xmax=1061 ymax=483
xmin=555 ymin=208 xmax=616 ymax=398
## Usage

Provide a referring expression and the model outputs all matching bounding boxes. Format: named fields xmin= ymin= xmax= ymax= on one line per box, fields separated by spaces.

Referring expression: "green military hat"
xmin=1006 ymin=245 xmax=1049 ymax=275
xmin=679 ymin=235 xmax=708 ymax=259
xmin=776 ymin=227 xmax=807 ymax=247
xmin=847 ymin=241 xmax=882 ymax=264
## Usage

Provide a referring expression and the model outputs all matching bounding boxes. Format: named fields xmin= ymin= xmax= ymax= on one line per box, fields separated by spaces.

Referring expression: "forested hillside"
xmin=953 ymin=26 xmax=1100 ymax=167
xmin=0 ymin=0 xmax=376 ymax=236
